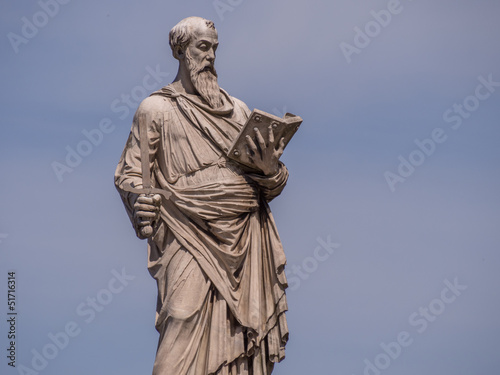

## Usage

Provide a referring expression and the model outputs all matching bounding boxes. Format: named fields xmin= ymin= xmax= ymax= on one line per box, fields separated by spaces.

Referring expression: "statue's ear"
xmin=175 ymin=46 xmax=185 ymax=60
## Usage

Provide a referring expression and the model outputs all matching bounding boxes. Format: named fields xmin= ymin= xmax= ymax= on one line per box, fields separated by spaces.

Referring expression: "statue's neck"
xmin=171 ymin=65 xmax=197 ymax=96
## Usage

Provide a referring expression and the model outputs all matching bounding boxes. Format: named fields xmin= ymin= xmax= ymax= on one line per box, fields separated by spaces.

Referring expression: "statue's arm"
xmin=114 ymin=97 xmax=163 ymax=235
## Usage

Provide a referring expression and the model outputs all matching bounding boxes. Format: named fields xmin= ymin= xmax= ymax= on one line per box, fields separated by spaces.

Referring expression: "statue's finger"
xmin=268 ymin=125 xmax=274 ymax=145
xmin=135 ymin=203 xmax=158 ymax=212
xmin=254 ymin=128 xmax=266 ymax=149
xmin=278 ymin=137 xmax=285 ymax=153
xmin=137 ymin=196 xmax=154 ymax=204
xmin=138 ymin=220 xmax=152 ymax=227
xmin=245 ymin=135 xmax=257 ymax=152
xmin=136 ymin=211 xmax=157 ymax=219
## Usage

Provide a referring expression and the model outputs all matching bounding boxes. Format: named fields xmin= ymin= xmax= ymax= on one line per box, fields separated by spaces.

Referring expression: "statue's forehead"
xmin=191 ymin=25 xmax=218 ymax=42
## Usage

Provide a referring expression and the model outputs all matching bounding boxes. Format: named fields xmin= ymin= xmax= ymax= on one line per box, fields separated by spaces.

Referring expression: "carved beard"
xmin=185 ymin=49 xmax=223 ymax=109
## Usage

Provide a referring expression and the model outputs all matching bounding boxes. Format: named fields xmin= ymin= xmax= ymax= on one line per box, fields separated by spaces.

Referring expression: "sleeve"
xmin=114 ymin=100 xmax=162 ymax=235
xmin=246 ymin=161 xmax=289 ymax=202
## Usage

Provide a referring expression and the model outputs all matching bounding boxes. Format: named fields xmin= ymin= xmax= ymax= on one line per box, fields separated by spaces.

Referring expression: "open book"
xmin=227 ymin=109 xmax=302 ymax=170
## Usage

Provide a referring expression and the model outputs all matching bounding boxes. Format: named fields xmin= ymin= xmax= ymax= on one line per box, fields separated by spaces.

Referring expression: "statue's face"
xmin=185 ymin=25 xmax=219 ymax=71
xmin=183 ymin=24 xmax=222 ymax=108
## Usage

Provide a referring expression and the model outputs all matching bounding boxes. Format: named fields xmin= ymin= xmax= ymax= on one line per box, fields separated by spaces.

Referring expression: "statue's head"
xmin=169 ymin=17 xmax=217 ymax=60
xmin=169 ymin=17 xmax=222 ymax=108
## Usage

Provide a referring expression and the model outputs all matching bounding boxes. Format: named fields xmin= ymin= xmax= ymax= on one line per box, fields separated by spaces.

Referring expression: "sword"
xmin=121 ymin=112 xmax=171 ymax=238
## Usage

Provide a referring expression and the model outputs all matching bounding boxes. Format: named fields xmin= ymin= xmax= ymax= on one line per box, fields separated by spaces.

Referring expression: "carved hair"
xmin=169 ymin=17 xmax=216 ymax=59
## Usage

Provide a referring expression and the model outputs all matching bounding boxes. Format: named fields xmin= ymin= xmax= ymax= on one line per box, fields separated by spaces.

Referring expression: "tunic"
xmin=114 ymin=84 xmax=289 ymax=375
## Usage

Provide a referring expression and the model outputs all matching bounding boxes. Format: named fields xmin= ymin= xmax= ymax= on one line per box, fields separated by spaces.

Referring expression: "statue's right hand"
xmin=133 ymin=194 xmax=162 ymax=238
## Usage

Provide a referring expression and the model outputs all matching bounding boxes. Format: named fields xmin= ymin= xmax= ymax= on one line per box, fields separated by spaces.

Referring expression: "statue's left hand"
xmin=245 ymin=125 xmax=285 ymax=176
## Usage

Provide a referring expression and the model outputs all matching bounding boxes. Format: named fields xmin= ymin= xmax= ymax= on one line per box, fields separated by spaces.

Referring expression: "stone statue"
xmin=115 ymin=16 xmax=293 ymax=375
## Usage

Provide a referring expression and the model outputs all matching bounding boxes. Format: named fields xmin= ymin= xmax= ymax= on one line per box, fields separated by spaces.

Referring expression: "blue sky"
xmin=1 ymin=1 xmax=499 ymax=374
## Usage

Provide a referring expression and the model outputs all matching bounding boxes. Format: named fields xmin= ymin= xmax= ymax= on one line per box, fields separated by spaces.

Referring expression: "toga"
xmin=114 ymin=84 xmax=289 ymax=375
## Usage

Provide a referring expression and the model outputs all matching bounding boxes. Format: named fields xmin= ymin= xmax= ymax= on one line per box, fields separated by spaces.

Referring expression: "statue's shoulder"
xmin=136 ymin=93 xmax=175 ymax=116
xmin=226 ymin=93 xmax=251 ymax=118
xmin=133 ymin=94 xmax=176 ymax=133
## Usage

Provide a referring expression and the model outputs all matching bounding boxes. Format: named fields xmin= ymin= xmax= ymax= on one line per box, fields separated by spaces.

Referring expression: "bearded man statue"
xmin=115 ymin=16 xmax=289 ymax=375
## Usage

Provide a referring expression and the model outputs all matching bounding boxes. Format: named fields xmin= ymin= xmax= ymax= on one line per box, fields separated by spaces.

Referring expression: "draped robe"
xmin=114 ymin=85 xmax=289 ymax=375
